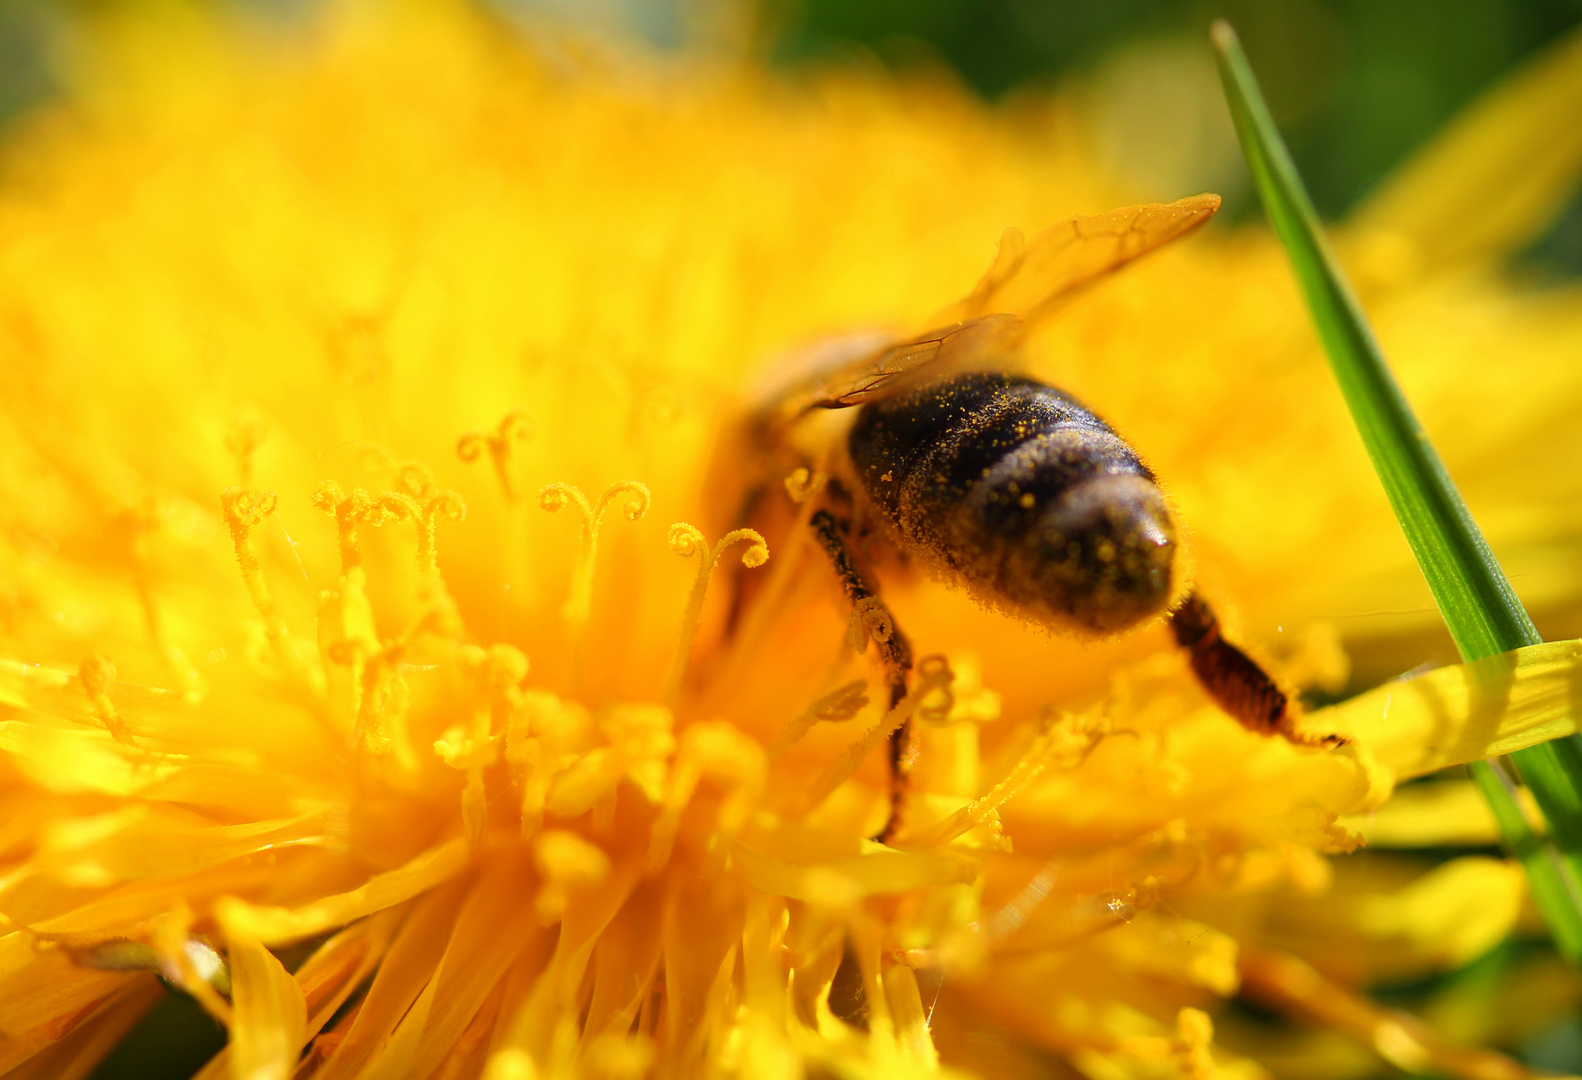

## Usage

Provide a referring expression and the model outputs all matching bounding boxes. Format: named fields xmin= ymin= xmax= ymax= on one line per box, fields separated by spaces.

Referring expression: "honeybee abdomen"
xmin=848 ymin=371 xmax=1176 ymax=634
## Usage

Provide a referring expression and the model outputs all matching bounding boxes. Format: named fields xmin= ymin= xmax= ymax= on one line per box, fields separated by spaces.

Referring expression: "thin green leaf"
xmin=1212 ymin=19 xmax=1582 ymax=961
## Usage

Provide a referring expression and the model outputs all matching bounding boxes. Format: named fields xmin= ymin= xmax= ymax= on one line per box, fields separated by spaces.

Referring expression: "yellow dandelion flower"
xmin=2 ymin=5 xmax=1582 ymax=1079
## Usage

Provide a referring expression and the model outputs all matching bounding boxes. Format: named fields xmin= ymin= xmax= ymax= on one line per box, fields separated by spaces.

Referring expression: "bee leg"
xmin=1170 ymin=592 xmax=1346 ymax=748
xmin=809 ymin=508 xmax=915 ymax=843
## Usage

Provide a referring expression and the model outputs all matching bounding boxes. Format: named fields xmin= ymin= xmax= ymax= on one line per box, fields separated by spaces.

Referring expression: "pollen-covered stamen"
xmin=663 ymin=524 xmax=769 ymax=708
xmin=539 ymin=480 xmax=651 ymax=628
xmin=312 ymin=481 xmax=417 ymax=575
xmin=343 ymin=636 xmax=405 ymax=759
xmin=221 ymin=486 xmax=331 ymax=708
xmin=393 ymin=461 xmax=470 ymax=575
xmin=796 ymin=655 xmax=953 ymax=818
xmin=78 ymin=652 xmax=132 ymax=744
xmin=767 ymin=679 xmax=869 ymax=759
xmin=312 ymin=485 xmax=420 ymax=732
xmin=458 ymin=411 xmax=534 ymax=502
xmin=413 ymin=489 xmax=466 ymax=576
xmin=441 ymin=644 xmax=529 ymax=845
xmin=221 ymin=487 xmax=282 ymax=625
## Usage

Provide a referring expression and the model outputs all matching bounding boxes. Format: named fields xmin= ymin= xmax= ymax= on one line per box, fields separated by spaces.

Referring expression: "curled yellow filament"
xmin=539 ymin=480 xmax=651 ymax=627
xmin=766 ymin=678 xmax=868 ymax=759
xmin=220 ymin=488 xmax=284 ymax=633
xmin=220 ymin=485 xmax=331 ymax=707
xmin=663 ymin=524 xmax=769 ymax=708
xmin=391 ymin=463 xmax=468 ymax=575
xmin=798 ymin=654 xmax=953 ymax=817
xmin=457 ymin=411 xmax=534 ymax=501
xmin=311 ymin=481 xmax=417 ymax=575
xmin=414 ymin=490 xmax=466 ymax=575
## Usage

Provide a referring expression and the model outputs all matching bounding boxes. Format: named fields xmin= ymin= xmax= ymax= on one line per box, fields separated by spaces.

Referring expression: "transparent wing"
xmin=943 ymin=193 xmax=1222 ymax=324
xmin=775 ymin=194 xmax=1221 ymax=419
xmin=782 ymin=315 xmax=1021 ymax=417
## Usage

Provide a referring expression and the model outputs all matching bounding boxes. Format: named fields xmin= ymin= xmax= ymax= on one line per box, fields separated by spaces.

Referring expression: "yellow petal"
xmin=730 ymin=839 xmax=977 ymax=903
xmin=0 ymin=981 xmax=162 ymax=1080
xmin=228 ymin=933 xmax=308 ymax=1080
xmin=313 ymin=884 xmax=467 ymax=1079
xmin=1339 ymin=780 xmax=1521 ymax=848
xmin=215 ymin=837 xmax=469 ymax=945
xmin=1352 ymin=857 xmax=1525 ymax=972
xmin=408 ymin=854 xmax=543 ymax=1077
xmin=1319 ymin=639 xmax=1582 ymax=780
xmin=0 ymin=934 xmax=140 ymax=1071
xmin=1345 ymin=26 xmax=1582 ymax=279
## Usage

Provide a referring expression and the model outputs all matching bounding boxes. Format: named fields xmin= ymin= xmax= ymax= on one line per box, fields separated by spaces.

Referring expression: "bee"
xmin=721 ymin=194 xmax=1342 ymax=843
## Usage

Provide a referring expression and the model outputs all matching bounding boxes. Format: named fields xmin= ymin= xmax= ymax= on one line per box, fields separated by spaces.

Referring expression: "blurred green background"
xmin=771 ymin=0 xmax=1582 ymax=273
xmin=0 ymin=0 xmax=1565 ymax=1076
xmin=775 ymin=0 xmax=1582 ymax=213
xmin=522 ymin=0 xmax=1582 ymax=269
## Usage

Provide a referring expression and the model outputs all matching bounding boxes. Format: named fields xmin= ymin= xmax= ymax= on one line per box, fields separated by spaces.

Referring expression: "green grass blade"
xmin=1211 ymin=19 xmax=1582 ymax=961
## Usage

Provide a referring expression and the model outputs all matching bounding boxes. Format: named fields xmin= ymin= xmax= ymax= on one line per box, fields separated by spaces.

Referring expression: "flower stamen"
xmin=440 ymin=644 xmax=529 ymax=846
xmin=539 ymin=480 xmax=651 ymax=629
xmin=458 ymin=412 xmax=534 ymax=502
xmin=221 ymin=487 xmax=283 ymax=628
xmin=797 ymin=656 xmax=953 ymax=817
xmin=312 ymin=481 xmax=418 ymax=576
xmin=392 ymin=462 xmax=468 ymax=576
xmin=663 ymin=524 xmax=768 ymax=708
xmin=766 ymin=679 xmax=868 ymax=759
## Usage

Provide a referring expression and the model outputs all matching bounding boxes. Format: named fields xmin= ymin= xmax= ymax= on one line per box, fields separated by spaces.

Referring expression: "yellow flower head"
xmin=2 ymin=4 xmax=1582 ymax=1078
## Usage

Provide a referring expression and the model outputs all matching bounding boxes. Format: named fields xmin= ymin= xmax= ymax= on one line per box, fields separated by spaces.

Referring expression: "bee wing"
xmin=776 ymin=194 xmax=1220 ymax=419
xmin=943 ymin=193 xmax=1222 ymax=325
xmin=785 ymin=314 xmax=1021 ymax=415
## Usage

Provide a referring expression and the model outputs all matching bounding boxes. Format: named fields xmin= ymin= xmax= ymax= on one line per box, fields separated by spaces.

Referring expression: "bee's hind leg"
xmin=1170 ymin=592 xmax=1346 ymax=748
xmin=809 ymin=507 xmax=915 ymax=843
